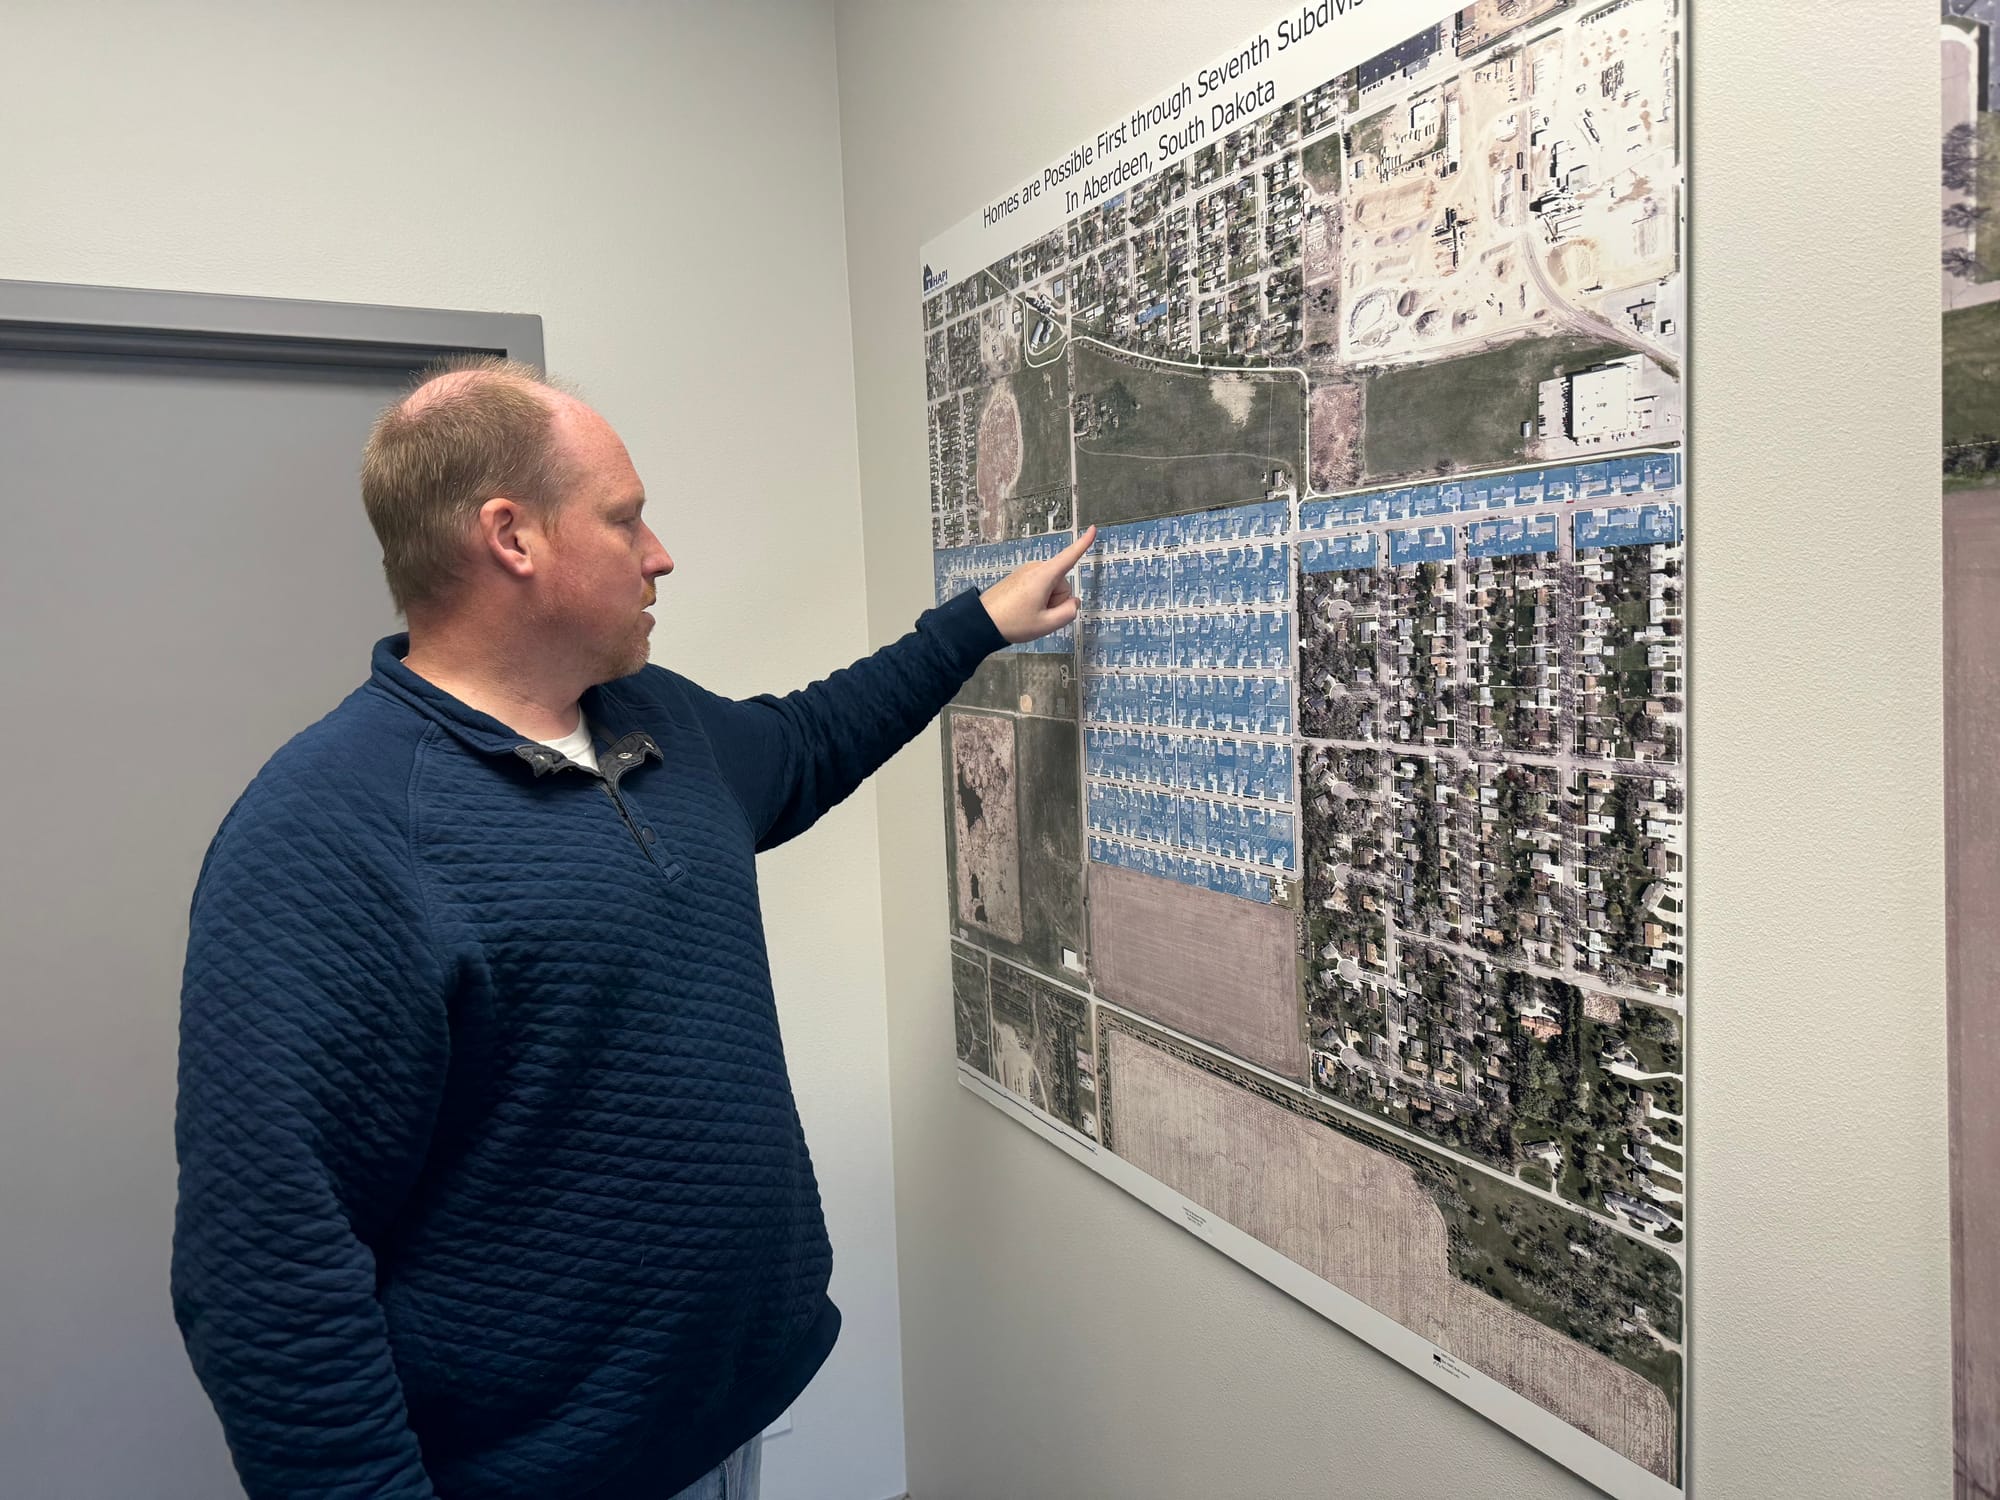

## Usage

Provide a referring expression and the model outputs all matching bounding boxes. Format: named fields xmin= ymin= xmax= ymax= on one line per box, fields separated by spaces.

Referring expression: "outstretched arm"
xmin=687 ymin=527 xmax=1096 ymax=850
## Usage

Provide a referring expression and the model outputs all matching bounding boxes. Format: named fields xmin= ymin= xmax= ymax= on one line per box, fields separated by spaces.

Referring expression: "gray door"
xmin=0 ymin=285 xmax=539 ymax=1498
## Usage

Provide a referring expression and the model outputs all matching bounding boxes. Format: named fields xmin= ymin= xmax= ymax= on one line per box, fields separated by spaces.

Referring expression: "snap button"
xmin=642 ymin=827 xmax=656 ymax=843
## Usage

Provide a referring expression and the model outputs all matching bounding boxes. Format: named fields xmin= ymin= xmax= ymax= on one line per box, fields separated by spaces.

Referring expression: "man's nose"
xmin=642 ymin=526 xmax=673 ymax=577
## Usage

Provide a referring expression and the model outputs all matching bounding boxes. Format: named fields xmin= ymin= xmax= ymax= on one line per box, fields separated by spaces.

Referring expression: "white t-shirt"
xmin=535 ymin=710 xmax=599 ymax=774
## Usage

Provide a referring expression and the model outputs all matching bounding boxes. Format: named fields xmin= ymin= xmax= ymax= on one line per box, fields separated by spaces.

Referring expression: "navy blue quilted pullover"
xmin=172 ymin=588 xmax=1004 ymax=1499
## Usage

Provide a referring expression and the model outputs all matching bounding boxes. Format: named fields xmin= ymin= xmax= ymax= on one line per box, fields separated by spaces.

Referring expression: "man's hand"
xmin=979 ymin=526 xmax=1098 ymax=644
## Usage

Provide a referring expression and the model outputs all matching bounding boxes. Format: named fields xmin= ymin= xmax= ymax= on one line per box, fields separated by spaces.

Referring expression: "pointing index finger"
xmin=1049 ymin=524 xmax=1098 ymax=573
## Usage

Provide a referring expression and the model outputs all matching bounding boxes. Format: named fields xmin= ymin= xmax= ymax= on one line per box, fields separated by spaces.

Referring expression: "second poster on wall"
xmin=924 ymin=3 xmax=1688 ymax=1496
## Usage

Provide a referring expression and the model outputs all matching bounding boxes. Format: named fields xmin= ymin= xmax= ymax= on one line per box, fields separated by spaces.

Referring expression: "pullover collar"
xmin=365 ymin=633 xmax=659 ymax=780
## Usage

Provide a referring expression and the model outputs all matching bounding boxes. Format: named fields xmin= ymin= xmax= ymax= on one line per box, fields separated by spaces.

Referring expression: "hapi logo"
xmin=922 ymin=263 xmax=950 ymax=294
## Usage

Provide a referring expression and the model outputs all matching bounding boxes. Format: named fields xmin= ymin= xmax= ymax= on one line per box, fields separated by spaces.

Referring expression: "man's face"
xmin=535 ymin=402 xmax=674 ymax=683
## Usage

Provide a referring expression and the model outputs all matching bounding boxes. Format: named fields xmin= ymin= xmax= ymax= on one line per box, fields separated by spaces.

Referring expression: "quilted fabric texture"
xmin=173 ymin=589 xmax=1004 ymax=1500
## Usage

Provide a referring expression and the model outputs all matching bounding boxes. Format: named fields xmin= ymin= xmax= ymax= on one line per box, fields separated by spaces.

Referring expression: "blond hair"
xmin=361 ymin=355 xmax=575 ymax=614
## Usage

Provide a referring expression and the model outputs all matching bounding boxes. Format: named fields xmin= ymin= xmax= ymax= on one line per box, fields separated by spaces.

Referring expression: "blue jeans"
xmin=667 ymin=1435 xmax=761 ymax=1500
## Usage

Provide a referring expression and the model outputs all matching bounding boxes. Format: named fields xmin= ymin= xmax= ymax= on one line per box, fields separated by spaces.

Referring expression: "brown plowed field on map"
xmin=1090 ymin=862 xmax=1304 ymax=1079
xmin=1106 ymin=1030 xmax=1676 ymax=1478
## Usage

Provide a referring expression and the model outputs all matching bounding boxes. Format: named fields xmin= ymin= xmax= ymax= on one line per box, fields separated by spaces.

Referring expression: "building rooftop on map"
xmin=1357 ymin=24 xmax=1443 ymax=91
xmin=1566 ymin=361 xmax=1639 ymax=443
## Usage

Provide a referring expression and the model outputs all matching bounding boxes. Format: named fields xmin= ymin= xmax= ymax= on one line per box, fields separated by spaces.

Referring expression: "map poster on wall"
xmin=923 ymin=3 xmax=1686 ymax=1494
xmin=1940 ymin=8 xmax=2000 ymax=1497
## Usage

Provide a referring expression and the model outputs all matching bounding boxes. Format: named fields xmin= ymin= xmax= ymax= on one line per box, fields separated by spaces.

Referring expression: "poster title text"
xmin=979 ymin=0 xmax=1363 ymax=229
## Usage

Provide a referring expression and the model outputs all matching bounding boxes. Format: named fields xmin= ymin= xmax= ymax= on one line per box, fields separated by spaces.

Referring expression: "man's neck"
xmin=401 ymin=625 xmax=586 ymax=743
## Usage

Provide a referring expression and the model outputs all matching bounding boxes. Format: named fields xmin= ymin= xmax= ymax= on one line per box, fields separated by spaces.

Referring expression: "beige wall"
xmin=835 ymin=1 xmax=1952 ymax=1495
xmin=0 ymin=4 xmax=905 ymax=1497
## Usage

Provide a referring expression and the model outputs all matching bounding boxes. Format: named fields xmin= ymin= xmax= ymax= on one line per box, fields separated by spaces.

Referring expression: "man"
xmin=172 ymin=356 xmax=1094 ymax=1499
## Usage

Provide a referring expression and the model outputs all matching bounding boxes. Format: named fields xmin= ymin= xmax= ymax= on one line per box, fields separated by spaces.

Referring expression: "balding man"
xmin=171 ymin=357 xmax=1094 ymax=1500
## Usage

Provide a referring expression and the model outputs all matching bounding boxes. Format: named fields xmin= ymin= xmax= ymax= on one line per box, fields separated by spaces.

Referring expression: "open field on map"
xmin=1073 ymin=342 xmax=1304 ymax=524
xmin=952 ymin=652 xmax=1079 ymax=721
xmin=941 ymin=709 xmax=1084 ymax=982
xmin=1361 ymin=336 xmax=1634 ymax=479
xmin=1946 ymin=303 xmax=2000 ymax=450
xmin=952 ymin=945 xmax=992 ymax=1074
xmin=1302 ymin=131 xmax=1343 ymax=196
xmin=1102 ymin=1025 xmax=1678 ymax=1479
xmin=1089 ymin=861 xmax=1305 ymax=1080
xmin=1012 ymin=357 xmax=1071 ymax=498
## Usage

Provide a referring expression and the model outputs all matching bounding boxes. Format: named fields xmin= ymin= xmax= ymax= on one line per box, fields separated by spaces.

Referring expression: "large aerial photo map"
xmin=923 ymin=2 xmax=1687 ymax=1494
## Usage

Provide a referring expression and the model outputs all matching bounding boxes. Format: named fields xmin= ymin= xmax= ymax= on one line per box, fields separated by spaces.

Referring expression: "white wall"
xmin=835 ymin=1 xmax=1952 ymax=1496
xmin=0 ymin=4 xmax=905 ymax=1498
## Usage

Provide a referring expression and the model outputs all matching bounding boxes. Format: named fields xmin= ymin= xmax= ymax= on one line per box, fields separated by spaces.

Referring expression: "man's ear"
xmin=479 ymin=496 xmax=538 ymax=580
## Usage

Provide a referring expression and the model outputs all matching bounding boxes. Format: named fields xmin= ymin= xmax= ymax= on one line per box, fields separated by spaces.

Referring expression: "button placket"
xmin=600 ymin=733 xmax=684 ymax=885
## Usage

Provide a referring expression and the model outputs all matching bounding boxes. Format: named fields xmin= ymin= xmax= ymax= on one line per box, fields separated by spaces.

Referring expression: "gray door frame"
xmin=0 ymin=277 xmax=543 ymax=371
